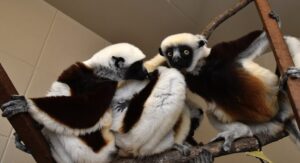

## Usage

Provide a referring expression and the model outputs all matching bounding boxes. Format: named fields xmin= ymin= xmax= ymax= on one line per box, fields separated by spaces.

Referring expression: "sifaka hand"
xmin=1 ymin=95 xmax=29 ymax=118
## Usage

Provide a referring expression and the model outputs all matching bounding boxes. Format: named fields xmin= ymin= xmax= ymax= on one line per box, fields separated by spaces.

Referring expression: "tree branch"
xmin=0 ymin=64 xmax=55 ymax=163
xmin=113 ymin=130 xmax=288 ymax=163
xmin=201 ymin=0 xmax=253 ymax=39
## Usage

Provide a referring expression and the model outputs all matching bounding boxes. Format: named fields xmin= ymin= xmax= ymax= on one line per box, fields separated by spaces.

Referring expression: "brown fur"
xmin=221 ymin=69 xmax=276 ymax=123
xmin=185 ymin=30 xmax=277 ymax=124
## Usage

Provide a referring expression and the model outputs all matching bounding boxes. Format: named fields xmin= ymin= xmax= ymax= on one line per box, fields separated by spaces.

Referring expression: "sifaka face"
xmin=159 ymin=33 xmax=207 ymax=71
xmin=159 ymin=44 xmax=194 ymax=69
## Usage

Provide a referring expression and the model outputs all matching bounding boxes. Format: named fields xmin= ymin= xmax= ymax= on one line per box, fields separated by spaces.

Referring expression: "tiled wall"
xmin=0 ymin=0 xmax=110 ymax=162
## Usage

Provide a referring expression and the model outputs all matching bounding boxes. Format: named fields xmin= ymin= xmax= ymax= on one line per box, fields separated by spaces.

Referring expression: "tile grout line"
xmin=0 ymin=49 xmax=35 ymax=67
xmin=24 ymin=10 xmax=58 ymax=96
xmin=0 ymin=10 xmax=58 ymax=163
xmin=0 ymin=128 xmax=11 ymax=138
xmin=166 ymin=0 xmax=198 ymax=26
xmin=0 ymin=129 xmax=13 ymax=163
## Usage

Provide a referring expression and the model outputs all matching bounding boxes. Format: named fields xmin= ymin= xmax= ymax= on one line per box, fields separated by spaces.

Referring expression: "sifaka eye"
xmin=167 ymin=51 xmax=173 ymax=57
xmin=183 ymin=50 xmax=190 ymax=55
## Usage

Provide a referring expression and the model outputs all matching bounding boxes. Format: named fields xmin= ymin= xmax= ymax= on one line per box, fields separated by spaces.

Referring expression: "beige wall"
xmin=0 ymin=0 xmax=299 ymax=163
xmin=0 ymin=0 xmax=110 ymax=162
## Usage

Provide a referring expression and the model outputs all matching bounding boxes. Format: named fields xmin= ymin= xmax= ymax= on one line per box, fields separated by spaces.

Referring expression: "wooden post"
xmin=0 ymin=64 xmax=55 ymax=163
xmin=255 ymin=0 xmax=300 ymax=128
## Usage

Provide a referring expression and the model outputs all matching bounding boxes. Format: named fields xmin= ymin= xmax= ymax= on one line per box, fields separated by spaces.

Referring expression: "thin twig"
xmin=201 ymin=0 xmax=253 ymax=39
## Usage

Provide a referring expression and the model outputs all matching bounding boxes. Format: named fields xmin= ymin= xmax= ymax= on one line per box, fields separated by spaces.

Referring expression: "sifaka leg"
xmin=207 ymin=113 xmax=253 ymax=151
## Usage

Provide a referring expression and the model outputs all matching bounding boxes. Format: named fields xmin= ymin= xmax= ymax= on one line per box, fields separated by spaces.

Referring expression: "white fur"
xmin=46 ymin=81 xmax=71 ymax=96
xmin=161 ymin=33 xmax=199 ymax=50
xmin=111 ymin=80 xmax=148 ymax=131
xmin=43 ymin=128 xmax=116 ymax=163
xmin=285 ymin=36 xmax=300 ymax=67
xmin=150 ymin=131 xmax=175 ymax=154
xmin=83 ymin=43 xmax=146 ymax=69
xmin=174 ymin=106 xmax=191 ymax=144
xmin=239 ymin=32 xmax=269 ymax=60
xmin=241 ymin=60 xmax=278 ymax=89
xmin=112 ymin=66 xmax=187 ymax=156
xmin=207 ymin=102 xmax=234 ymax=123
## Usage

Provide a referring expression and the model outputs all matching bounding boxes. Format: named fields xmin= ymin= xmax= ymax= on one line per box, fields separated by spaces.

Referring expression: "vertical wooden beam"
xmin=254 ymin=0 xmax=300 ymax=128
xmin=0 ymin=64 xmax=55 ymax=163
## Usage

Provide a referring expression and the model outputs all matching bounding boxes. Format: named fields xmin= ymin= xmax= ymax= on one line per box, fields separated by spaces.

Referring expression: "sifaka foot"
xmin=210 ymin=129 xmax=253 ymax=152
xmin=173 ymin=143 xmax=192 ymax=156
xmin=14 ymin=132 xmax=31 ymax=154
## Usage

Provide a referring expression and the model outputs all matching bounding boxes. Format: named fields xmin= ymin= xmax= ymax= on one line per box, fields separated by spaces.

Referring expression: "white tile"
xmin=25 ymin=68 xmax=57 ymax=98
xmin=1 ymin=135 xmax=35 ymax=163
xmin=0 ymin=52 xmax=34 ymax=94
xmin=37 ymin=11 xmax=110 ymax=77
xmin=0 ymin=0 xmax=56 ymax=65
xmin=167 ymin=0 xmax=206 ymax=25
xmin=0 ymin=111 xmax=12 ymax=138
xmin=263 ymin=137 xmax=300 ymax=163
xmin=45 ymin=0 xmax=196 ymax=55
xmin=0 ymin=135 xmax=8 ymax=159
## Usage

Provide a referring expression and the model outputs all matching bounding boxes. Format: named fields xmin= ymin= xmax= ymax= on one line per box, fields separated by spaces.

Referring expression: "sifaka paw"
xmin=14 ymin=132 xmax=31 ymax=154
xmin=173 ymin=143 xmax=192 ymax=156
xmin=287 ymin=67 xmax=300 ymax=79
xmin=210 ymin=130 xmax=252 ymax=152
xmin=1 ymin=95 xmax=28 ymax=118
xmin=268 ymin=10 xmax=282 ymax=28
xmin=280 ymin=67 xmax=300 ymax=91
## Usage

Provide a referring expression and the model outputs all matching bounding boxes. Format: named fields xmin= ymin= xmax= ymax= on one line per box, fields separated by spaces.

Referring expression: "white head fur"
xmin=83 ymin=43 xmax=148 ymax=81
xmin=84 ymin=43 xmax=145 ymax=68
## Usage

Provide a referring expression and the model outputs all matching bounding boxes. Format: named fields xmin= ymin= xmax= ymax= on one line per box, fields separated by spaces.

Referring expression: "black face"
xmin=125 ymin=60 xmax=149 ymax=80
xmin=160 ymin=45 xmax=193 ymax=69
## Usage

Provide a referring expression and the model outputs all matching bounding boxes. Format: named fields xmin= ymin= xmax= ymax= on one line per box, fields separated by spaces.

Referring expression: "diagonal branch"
xmin=201 ymin=0 xmax=253 ymax=39
xmin=113 ymin=130 xmax=287 ymax=163
xmin=0 ymin=64 xmax=55 ymax=163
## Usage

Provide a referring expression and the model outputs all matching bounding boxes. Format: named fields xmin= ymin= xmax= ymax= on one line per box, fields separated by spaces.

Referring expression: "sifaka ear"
xmin=158 ymin=48 xmax=164 ymax=56
xmin=112 ymin=56 xmax=125 ymax=68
